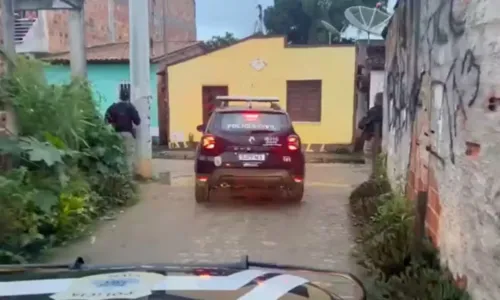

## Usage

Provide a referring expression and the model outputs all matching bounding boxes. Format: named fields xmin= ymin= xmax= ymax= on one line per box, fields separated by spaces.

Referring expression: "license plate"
xmin=238 ymin=153 xmax=266 ymax=161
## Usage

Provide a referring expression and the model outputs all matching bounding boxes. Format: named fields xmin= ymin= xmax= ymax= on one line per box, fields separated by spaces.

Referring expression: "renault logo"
xmin=248 ymin=136 xmax=255 ymax=144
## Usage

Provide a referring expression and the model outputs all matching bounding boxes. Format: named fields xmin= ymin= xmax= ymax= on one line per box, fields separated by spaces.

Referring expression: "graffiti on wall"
xmin=386 ymin=0 xmax=479 ymax=165
xmin=386 ymin=1 xmax=413 ymax=147
xmin=421 ymin=0 xmax=479 ymax=165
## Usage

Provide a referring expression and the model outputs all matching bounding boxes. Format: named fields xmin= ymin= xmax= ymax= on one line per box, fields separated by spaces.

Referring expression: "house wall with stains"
xmin=384 ymin=0 xmax=500 ymax=298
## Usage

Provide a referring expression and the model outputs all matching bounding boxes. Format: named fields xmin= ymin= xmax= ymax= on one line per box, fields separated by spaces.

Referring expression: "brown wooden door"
xmin=202 ymin=86 xmax=228 ymax=124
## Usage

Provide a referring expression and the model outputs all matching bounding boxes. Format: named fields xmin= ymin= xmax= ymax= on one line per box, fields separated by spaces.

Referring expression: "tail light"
xmin=243 ymin=113 xmax=259 ymax=121
xmin=287 ymin=135 xmax=300 ymax=151
xmin=201 ymin=134 xmax=216 ymax=150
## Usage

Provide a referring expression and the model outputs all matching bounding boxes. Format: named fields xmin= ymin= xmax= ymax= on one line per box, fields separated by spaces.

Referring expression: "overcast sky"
xmin=195 ymin=0 xmax=398 ymax=41
xmin=196 ymin=0 xmax=273 ymax=40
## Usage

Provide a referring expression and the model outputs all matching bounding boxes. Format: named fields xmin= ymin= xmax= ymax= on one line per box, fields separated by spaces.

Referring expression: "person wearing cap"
xmin=105 ymin=83 xmax=141 ymax=172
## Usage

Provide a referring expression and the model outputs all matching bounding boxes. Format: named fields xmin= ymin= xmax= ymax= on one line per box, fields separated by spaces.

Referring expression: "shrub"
xmin=0 ymin=55 xmax=138 ymax=263
xmin=354 ymin=193 xmax=415 ymax=276
xmin=350 ymin=154 xmax=471 ymax=299
xmin=349 ymin=154 xmax=391 ymax=225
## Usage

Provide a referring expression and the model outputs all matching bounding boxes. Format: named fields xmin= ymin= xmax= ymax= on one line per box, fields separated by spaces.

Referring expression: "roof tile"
xmin=44 ymin=41 xmax=200 ymax=63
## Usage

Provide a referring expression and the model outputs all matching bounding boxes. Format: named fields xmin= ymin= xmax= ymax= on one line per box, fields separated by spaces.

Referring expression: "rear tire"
xmin=195 ymin=186 xmax=210 ymax=203
xmin=288 ymin=184 xmax=304 ymax=203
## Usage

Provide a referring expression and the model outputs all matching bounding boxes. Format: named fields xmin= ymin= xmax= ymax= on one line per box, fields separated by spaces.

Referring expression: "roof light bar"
xmin=217 ymin=96 xmax=280 ymax=109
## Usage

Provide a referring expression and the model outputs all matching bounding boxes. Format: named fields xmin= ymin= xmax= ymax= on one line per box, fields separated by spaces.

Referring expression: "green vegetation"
xmin=264 ymin=0 xmax=382 ymax=44
xmin=349 ymin=155 xmax=471 ymax=300
xmin=0 ymin=55 xmax=138 ymax=263
xmin=203 ymin=32 xmax=239 ymax=51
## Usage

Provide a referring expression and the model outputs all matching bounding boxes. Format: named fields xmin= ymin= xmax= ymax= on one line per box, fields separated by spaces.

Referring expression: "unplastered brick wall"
xmin=46 ymin=0 xmax=196 ymax=53
xmin=384 ymin=0 xmax=500 ymax=299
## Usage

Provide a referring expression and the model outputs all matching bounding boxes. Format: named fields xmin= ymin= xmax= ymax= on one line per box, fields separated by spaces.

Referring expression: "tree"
xmin=203 ymin=32 xmax=239 ymax=51
xmin=263 ymin=0 xmax=311 ymax=44
xmin=264 ymin=0 xmax=383 ymax=45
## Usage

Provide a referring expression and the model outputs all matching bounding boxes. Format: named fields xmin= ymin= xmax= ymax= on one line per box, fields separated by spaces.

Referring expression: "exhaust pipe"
xmin=220 ymin=182 xmax=230 ymax=188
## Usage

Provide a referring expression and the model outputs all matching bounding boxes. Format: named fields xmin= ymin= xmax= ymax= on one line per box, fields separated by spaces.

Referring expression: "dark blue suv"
xmin=194 ymin=96 xmax=305 ymax=203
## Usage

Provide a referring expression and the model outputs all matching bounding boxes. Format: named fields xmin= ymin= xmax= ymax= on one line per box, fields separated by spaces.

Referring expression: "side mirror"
xmin=196 ymin=124 xmax=205 ymax=132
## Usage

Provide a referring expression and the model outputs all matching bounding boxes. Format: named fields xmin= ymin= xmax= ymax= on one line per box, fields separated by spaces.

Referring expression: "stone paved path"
xmin=49 ymin=159 xmax=370 ymax=296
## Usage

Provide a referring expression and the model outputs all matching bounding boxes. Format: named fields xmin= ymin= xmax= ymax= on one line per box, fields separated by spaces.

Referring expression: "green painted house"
xmin=44 ymin=41 xmax=207 ymax=145
xmin=43 ymin=42 xmax=166 ymax=139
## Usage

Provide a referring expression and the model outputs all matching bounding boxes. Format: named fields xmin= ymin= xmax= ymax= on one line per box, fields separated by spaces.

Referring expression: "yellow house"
xmin=160 ymin=35 xmax=357 ymax=152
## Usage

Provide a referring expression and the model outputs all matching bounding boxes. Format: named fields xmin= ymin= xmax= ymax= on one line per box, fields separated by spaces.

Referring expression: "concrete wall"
xmin=384 ymin=0 xmax=500 ymax=299
xmin=44 ymin=64 xmax=160 ymax=137
xmin=168 ymin=36 xmax=356 ymax=147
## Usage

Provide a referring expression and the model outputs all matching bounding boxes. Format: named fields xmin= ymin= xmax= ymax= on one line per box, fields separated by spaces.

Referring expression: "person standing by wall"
xmin=105 ymin=83 xmax=141 ymax=172
xmin=358 ymin=92 xmax=383 ymax=161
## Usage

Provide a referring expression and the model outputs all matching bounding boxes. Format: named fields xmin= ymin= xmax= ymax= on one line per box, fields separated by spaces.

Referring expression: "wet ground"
xmin=48 ymin=159 xmax=370 ymax=296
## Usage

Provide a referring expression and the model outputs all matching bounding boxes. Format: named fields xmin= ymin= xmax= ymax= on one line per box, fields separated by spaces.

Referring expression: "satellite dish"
xmin=320 ymin=20 xmax=340 ymax=35
xmin=344 ymin=6 xmax=391 ymax=37
xmin=320 ymin=20 xmax=341 ymax=44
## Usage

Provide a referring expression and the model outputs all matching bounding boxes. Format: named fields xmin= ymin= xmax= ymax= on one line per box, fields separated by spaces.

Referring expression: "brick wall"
xmin=384 ymin=0 xmax=500 ymax=299
xmin=46 ymin=0 xmax=196 ymax=53
xmin=165 ymin=0 xmax=196 ymax=43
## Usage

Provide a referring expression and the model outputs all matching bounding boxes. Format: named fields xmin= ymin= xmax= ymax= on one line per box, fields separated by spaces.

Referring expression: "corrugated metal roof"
xmin=43 ymin=41 xmax=201 ymax=64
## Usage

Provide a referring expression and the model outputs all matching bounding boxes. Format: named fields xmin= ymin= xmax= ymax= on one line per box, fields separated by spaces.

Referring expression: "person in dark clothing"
xmin=105 ymin=83 xmax=141 ymax=171
xmin=105 ymin=83 xmax=141 ymax=136
xmin=358 ymin=92 xmax=383 ymax=141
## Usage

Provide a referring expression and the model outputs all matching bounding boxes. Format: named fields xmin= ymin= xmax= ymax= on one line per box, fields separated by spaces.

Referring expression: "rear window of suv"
xmin=211 ymin=111 xmax=290 ymax=132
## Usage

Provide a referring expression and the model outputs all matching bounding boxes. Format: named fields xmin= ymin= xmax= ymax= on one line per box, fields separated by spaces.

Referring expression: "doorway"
xmin=202 ymin=86 xmax=228 ymax=124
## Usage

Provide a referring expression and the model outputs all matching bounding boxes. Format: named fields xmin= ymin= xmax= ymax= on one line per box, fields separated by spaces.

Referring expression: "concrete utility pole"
xmin=69 ymin=7 xmax=87 ymax=78
xmin=107 ymin=0 xmax=116 ymax=42
xmin=1 ymin=0 xmax=16 ymax=62
xmin=162 ymin=0 xmax=168 ymax=54
xmin=129 ymin=0 xmax=153 ymax=179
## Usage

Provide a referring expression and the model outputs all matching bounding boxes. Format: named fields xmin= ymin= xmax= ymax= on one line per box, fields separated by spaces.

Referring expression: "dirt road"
xmin=49 ymin=160 xmax=369 ymax=273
